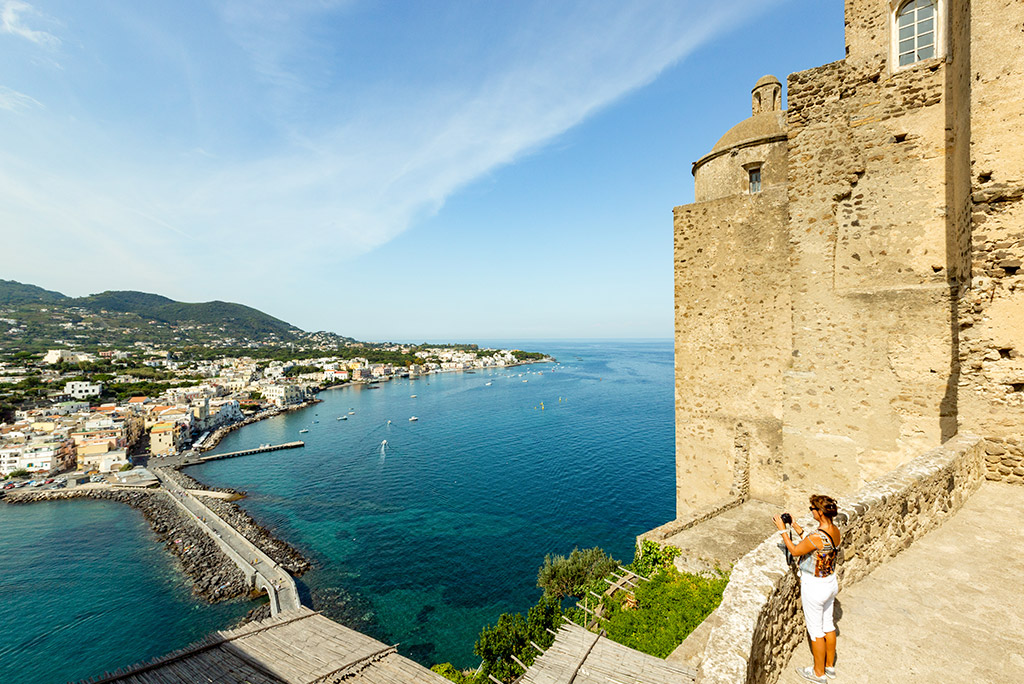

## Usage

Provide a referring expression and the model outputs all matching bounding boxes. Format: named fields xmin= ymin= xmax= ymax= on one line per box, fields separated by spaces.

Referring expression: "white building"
xmin=262 ymin=384 xmax=306 ymax=407
xmin=43 ymin=349 xmax=94 ymax=365
xmin=64 ymin=381 xmax=103 ymax=399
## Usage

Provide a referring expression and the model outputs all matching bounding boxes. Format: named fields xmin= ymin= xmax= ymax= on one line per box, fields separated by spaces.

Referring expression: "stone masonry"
xmin=666 ymin=0 xmax=1024 ymax=520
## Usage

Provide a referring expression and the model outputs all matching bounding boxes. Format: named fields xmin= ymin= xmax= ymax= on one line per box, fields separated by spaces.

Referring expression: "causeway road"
xmin=153 ymin=467 xmax=301 ymax=615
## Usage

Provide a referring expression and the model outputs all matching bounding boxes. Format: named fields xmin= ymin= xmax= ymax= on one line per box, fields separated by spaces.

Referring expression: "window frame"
xmin=747 ymin=165 xmax=762 ymax=194
xmin=889 ymin=0 xmax=945 ymax=73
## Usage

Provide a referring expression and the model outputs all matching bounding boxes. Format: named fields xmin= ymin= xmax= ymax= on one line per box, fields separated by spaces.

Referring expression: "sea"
xmin=0 ymin=339 xmax=675 ymax=683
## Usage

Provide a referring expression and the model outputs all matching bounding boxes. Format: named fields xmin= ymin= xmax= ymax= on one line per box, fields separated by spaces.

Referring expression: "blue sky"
xmin=0 ymin=1 xmax=845 ymax=342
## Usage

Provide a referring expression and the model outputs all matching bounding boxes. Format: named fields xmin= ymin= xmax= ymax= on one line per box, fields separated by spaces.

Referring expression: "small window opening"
xmin=998 ymin=348 xmax=1013 ymax=360
xmin=894 ymin=133 xmax=908 ymax=143
xmin=978 ymin=172 xmax=993 ymax=183
xmin=1005 ymin=265 xmax=1021 ymax=276
xmin=749 ymin=167 xmax=762 ymax=194
xmin=1010 ymin=383 xmax=1024 ymax=393
xmin=897 ymin=0 xmax=936 ymax=67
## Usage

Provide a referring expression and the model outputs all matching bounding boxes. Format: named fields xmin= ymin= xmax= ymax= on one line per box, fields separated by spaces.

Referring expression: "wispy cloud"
xmin=1 ymin=1 xmax=60 ymax=48
xmin=0 ymin=0 xmax=781 ymax=311
xmin=0 ymin=85 xmax=41 ymax=111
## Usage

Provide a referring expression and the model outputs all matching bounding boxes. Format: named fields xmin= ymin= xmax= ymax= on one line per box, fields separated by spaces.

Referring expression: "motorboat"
xmin=409 ymin=416 xmax=419 ymax=422
xmin=299 ymin=429 xmax=309 ymax=434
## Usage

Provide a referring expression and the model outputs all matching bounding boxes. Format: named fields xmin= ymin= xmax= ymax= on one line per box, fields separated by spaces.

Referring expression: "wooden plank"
xmin=619 ymin=564 xmax=649 ymax=581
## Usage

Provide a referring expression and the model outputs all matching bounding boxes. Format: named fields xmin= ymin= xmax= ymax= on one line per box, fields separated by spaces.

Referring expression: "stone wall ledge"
xmin=695 ymin=433 xmax=986 ymax=684
xmin=640 ymin=496 xmax=744 ymax=544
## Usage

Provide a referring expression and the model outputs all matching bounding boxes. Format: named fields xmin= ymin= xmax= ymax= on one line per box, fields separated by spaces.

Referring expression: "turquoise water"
xmin=0 ymin=340 xmax=675 ymax=680
xmin=0 ymin=499 xmax=254 ymax=684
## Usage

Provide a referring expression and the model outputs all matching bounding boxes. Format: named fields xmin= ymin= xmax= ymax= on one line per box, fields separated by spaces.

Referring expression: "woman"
xmin=773 ymin=495 xmax=841 ymax=683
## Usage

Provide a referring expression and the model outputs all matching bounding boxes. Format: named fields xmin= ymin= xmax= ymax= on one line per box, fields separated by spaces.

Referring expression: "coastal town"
xmin=0 ymin=344 xmax=546 ymax=485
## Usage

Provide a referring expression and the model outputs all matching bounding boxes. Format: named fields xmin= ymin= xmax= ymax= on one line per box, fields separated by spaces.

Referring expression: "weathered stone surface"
xmin=664 ymin=0 xmax=1024 ymax=524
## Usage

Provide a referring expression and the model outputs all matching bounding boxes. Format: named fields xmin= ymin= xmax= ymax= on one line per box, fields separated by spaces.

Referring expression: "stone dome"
xmin=753 ymin=74 xmax=781 ymax=90
xmin=708 ymin=111 xmax=787 ymax=156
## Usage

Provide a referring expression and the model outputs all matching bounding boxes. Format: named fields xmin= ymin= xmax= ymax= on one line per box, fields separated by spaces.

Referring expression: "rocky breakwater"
xmin=5 ymin=488 xmax=248 ymax=602
xmin=162 ymin=468 xmax=312 ymax=576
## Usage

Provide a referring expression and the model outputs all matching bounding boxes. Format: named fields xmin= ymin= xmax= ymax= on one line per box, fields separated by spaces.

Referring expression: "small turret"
xmin=751 ymin=74 xmax=782 ymax=115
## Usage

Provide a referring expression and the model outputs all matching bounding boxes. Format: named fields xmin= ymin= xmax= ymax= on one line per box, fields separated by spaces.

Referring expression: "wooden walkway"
xmin=519 ymin=622 xmax=696 ymax=684
xmin=77 ymin=607 xmax=450 ymax=684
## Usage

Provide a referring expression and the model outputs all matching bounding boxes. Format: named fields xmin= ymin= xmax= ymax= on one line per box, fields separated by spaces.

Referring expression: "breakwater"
xmin=160 ymin=468 xmax=311 ymax=575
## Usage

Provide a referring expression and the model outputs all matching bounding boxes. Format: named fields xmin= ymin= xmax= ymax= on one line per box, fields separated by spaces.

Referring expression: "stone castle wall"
xmin=673 ymin=187 xmax=790 ymax=512
xmin=958 ymin=0 xmax=1024 ymax=440
xmin=781 ymin=31 xmax=961 ymax=505
xmin=669 ymin=0 xmax=1024 ymax=517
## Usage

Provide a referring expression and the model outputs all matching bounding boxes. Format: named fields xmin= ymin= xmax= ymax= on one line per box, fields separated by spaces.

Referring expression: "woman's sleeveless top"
xmin=798 ymin=529 xmax=838 ymax=578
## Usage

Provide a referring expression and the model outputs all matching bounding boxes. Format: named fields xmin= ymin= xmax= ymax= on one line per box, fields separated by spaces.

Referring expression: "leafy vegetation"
xmin=7 ymin=468 xmax=29 ymax=479
xmin=537 ymin=546 xmax=619 ymax=600
xmin=629 ymin=539 xmax=683 ymax=578
xmin=512 ymin=350 xmax=546 ymax=361
xmin=432 ymin=542 xmax=727 ymax=683
xmin=602 ymin=567 xmax=727 ymax=658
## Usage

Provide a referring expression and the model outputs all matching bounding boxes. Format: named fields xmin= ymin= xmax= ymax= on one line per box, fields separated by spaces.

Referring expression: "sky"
xmin=0 ymin=1 xmax=846 ymax=342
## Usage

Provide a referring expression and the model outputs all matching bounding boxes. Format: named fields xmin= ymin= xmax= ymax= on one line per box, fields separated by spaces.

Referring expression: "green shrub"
xmin=629 ymin=539 xmax=682 ymax=578
xmin=430 ymin=663 xmax=477 ymax=684
xmin=537 ymin=546 xmax=619 ymax=599
xmin=602 ymin=567 xmax=728 ymax=658
xmin=8 ymin=468 xmax=29 ymax=478
xmin=473 ymin=593 xmax=560 ymax=682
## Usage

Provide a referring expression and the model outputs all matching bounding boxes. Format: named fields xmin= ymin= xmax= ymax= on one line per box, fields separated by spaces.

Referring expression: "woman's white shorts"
xmin=800 ymin=573 xmax=839 ymax=639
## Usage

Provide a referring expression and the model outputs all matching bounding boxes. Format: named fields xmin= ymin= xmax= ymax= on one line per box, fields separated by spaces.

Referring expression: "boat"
xmin=485 ymin=382 xmax=492 ymax=386
xmin=348 ymin=411 xmax=355 ymax=415
xmin=409 ymin=416 xmax=418 ymax=422
xmin=299 ymin=429 xmax=309 ymax=434
xmin=410 ymin=395 xmax=417 ymax=398
xmin=337 ymin=416 xmax=345 ymax=421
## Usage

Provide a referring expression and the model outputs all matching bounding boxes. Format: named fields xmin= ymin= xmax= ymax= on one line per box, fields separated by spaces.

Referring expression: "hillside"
xmin=0 ymin=280 xmax=67 ymax=305
xmin=0 ymin=280 xmax=324 ymax=354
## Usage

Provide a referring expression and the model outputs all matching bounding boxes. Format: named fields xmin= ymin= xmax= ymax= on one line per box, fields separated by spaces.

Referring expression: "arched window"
xmin=896 ymin=0 xmax=936 ymax=67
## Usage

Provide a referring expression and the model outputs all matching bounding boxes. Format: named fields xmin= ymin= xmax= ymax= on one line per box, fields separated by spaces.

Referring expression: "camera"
xmin=780 ymin=512 xmax=792 ymax=525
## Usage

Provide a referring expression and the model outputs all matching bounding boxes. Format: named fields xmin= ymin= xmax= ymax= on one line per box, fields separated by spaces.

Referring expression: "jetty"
xmin=188 ymin=441 xmax=304 ymax=465
xmin=153 ymin=467 xmax=300 ymax=616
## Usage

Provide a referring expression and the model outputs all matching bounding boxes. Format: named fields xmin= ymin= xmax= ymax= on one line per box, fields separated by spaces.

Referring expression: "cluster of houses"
xmin=0 ymin=392 xmax=245 ymax=477
xmin=1 ymin=346 xmax=534 ymax=477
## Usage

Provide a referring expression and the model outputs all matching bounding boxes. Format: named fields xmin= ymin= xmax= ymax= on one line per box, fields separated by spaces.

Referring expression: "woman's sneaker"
xmin=796 ymin=666 xmax=827 ymax=683
xmin=824 ymin=666 xmax=836 ymax=679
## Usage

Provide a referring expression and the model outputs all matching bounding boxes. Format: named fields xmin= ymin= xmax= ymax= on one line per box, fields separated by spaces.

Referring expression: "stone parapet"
xmin=694 ymin=433 xmax=985 ymax=684
xmin=983 ymin=437 xmax=1024 ymax=485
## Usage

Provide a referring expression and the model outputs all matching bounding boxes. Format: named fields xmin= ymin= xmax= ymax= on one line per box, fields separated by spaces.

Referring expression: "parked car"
xmin=43 ymin=478 xmax=54 ymax=485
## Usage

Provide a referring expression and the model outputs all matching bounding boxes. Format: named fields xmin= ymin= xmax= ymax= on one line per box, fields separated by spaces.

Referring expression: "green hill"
xmin=0 ymin=280 xmax=308 ymax=351
xmin=74 ymin=291 xmax=299 ymax=336
xmin=0 ymin=279 xmax=67 ymax=305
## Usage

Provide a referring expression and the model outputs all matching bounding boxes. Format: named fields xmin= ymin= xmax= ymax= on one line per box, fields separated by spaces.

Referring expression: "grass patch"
xmin=601 ymin=566 xmax=728 ymax=658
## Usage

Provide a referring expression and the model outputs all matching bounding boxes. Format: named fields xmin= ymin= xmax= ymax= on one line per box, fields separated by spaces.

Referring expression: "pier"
xmin=189 ymin=441 xmax=304 ymax=464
